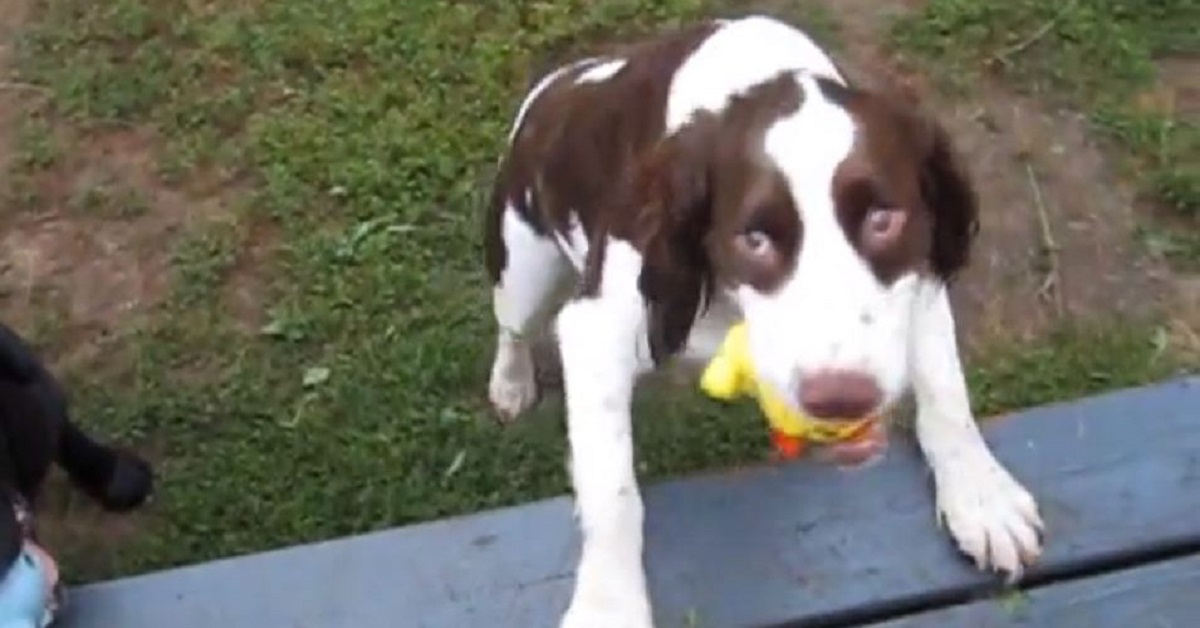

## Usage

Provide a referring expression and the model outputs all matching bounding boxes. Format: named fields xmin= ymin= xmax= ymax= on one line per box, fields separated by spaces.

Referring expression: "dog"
xmin=0 ymin=320 xmax=154 ymax=569
xmin=482 ymin=15 xmax=1043 ymax=627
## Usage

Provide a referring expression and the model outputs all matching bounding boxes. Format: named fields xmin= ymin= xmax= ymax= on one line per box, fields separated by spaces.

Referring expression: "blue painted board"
xmin=867 ymin=554 xmax=1200 ymax=627
xmin=58 ymin=377 xmax=1200 ymax=628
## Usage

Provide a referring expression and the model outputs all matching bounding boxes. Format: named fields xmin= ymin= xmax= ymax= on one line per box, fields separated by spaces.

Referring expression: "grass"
xmin=1 ymin=0 xmax=1195 ymax=584
xmin=893 ymin=0 xmax=1200 ymax=265
xmin=966 ymin=320 xmax=1189 ymax=413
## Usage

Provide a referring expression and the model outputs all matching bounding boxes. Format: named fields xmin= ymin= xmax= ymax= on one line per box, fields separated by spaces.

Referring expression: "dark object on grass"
xmin=0 ymin=321 xmax=155 ymax=568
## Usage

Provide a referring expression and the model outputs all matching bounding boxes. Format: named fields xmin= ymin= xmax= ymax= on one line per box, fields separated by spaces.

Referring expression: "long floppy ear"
xmin=920 ymin=122 xmax=979 ymax=282
xmin=628 ymin=119 xmax=716 ymax=364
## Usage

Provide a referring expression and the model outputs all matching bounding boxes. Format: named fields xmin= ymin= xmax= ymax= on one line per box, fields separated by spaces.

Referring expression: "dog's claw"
xmin=934 ymin=453 xmax=1045 ymax=580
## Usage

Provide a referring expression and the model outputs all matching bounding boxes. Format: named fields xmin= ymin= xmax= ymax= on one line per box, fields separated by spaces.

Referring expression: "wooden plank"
xmin=57 ymin=377 xmax=1200 ymax=628
xmin=866 ymin=553 xmax=1200 ymax=627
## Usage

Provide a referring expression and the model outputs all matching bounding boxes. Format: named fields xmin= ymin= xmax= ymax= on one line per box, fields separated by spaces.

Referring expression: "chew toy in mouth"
xmin=699 ymin=322 xmax=882 ymax=461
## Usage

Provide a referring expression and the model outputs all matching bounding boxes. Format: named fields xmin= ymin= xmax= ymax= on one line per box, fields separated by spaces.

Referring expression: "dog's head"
xmin=630 ymin=71 xmax=978 ymax=421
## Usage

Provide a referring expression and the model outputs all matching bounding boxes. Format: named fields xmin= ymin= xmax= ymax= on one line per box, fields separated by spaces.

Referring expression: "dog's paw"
xmin=934 ymin=454 xmax=1044 ymax=581
xmin=560 ymin=593 xmax=653 ymax=628
xmin=488 ymin=343 xmax=538 ymax=422
xmin=560 ymin=558 xmax=653 ymax=628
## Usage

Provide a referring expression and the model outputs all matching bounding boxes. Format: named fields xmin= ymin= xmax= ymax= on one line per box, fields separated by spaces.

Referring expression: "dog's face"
xmin=637 ymin=72 xmax=977 ymax=420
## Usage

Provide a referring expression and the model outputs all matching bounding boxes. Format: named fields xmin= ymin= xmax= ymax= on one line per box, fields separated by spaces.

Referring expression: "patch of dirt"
xmin=812 ymin=0 xmax=1191 ymax=355
xmin=2 ymin=129 xmax=186 ymax=360
xmin=0 ymin=0 xmax=160 ymax=580
xmin=0 ymin=0 xmax=269 ymax=580
xmin=0 ymin=119 xmax=270 ymax=368
xmin=1156 ymin=55 xmax=1200 ymax=117
xmin=945 ymin=89 xmax=1178 ymax=348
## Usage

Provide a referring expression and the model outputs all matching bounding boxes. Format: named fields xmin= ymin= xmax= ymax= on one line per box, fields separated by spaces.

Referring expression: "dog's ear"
xmin=834 ymin=69 xmax=979 ymax=284
xmin=627 ymin=119 xmax=716 ymax=363
xmin=919 ymin=121 xmax=979 ymax=282
xmin=632 ymin=118 xmax=714 ymax=249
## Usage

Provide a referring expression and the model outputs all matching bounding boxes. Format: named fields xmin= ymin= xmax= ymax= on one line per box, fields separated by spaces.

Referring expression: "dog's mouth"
xmin=798 ymin=412 xmax=879 ymax=438
xmin=815 ymin=419 xmax=889 ymax=468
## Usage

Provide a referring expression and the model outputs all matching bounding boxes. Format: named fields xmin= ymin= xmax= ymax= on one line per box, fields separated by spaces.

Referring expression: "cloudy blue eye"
xmin=862 ymin=207 xmax=906 ymax=247
xmin=740 ymin=230 xmax=772 ymax=255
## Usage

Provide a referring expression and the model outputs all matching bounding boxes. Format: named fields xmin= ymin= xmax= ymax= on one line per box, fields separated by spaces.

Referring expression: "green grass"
xmin=893 ymin=0 xmax=1199 ymax=263
xmin=2 ymin=0 xmax=1194 ymax=584
xmin=967 ymin=320 xmax=1188 ymax=414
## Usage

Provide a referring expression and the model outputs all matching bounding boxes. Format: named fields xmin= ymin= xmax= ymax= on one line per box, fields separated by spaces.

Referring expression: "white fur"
xmin=488 ymin=206 xmax=572 ymax=420
xmin=550 ymin=210 xmax=590 ymax=271
xmin=557 ymin=241 xmax=654 ymax=628
xmin=486 ymin=15 xmax=1044 ymax=627
xmin=745 ymin=72 xmax=913 ymax=415
xmin=909 ymin=283 xmax=1044 ymax=578
xmin=666 ymin=16 xmax=841 ymax=132
xmin=577 ymin=59 xmax=627 ymax=84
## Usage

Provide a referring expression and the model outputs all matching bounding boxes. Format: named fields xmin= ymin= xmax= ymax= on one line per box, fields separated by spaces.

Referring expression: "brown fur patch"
xmin=484 ymin=22 xmax=721 ymax=285
xmin=820 ymin=77 xmax=979 ymax=285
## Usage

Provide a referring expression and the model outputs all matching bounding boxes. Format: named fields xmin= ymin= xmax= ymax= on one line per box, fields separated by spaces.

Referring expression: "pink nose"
xmin=798 ymin=370 xmax=882 ymax=419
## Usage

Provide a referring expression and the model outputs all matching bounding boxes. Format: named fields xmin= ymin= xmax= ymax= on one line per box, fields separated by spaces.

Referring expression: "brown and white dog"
xmin=483 ymin=16 xmax=1043 ymax=628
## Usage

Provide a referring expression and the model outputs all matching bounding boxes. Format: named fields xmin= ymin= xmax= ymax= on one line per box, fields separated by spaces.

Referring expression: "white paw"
xmin=560 ymin=551 xmax=653 ymax=628
xmin=560 ymin=587 xmax=653 ymax=628
xmin=488 ymin=341 xmax=538 ymax=421
xmin=934 ymin=454 xmax=1044 ymax=581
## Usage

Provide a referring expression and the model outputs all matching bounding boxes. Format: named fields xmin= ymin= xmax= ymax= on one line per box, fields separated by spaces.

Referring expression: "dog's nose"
xmin=798 ymin=370 xmax=882 ymax=419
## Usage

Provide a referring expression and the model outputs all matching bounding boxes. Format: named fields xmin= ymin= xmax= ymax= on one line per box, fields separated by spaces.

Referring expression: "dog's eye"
xmin=735 ymin=229 xmax=775 ymax=259
xmin=861 ymin=207 xmax=905 ymax=249
xmin=743 ymin=230 xmax=771 ymax=253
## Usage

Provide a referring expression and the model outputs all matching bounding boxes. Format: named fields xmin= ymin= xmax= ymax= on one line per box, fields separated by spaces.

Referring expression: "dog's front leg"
xmin=557 ymin=242 xmax=655 ymax=628
xmin=910 ymin=283 xmax=1044 ymax=581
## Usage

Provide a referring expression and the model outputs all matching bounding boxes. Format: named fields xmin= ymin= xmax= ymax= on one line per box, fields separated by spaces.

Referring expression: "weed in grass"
xmin=67 ymin=177 xmax=151 ymax=220
xmin=170 ymin=220 xmax=243 ymax=307
xmin=15 ymin=114 xmax=59 ymax=170
xmin=1136 ymin=223 xmax=1200 ymax=271
xmin=1 ymin=170 xmax=41 ymax=212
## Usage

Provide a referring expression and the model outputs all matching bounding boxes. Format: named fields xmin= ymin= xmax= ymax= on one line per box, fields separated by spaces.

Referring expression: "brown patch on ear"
xmin=614 ymin=75 xmax=806 ymax=361
xmin=626 ymin=116 xmax=715 ymax=248
xmin=618 ymin=119 xmax=717 ymax=363
xmin=858 ymin=76 xmax=980 ymax=281
xmin=921 ymin=121 xmax=979 ymax=281
xmin=823 ymin=76 xmax=979 ymax=283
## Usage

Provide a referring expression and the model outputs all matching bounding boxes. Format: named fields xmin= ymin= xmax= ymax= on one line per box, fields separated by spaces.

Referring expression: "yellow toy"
xmin=700 ymin=322 xmax=879 ymax=460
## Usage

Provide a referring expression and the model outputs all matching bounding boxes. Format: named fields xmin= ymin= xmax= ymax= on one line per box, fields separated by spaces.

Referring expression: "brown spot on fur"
xmin=616 ymin=74 xmax=808 ymax=359
xmin=702 ymin=75 xmax=805 ymax=294
xmin=821 ymin=77 xmax=978 ymax=284
xmin=483 ymin=22 xmax=722 ymax=285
